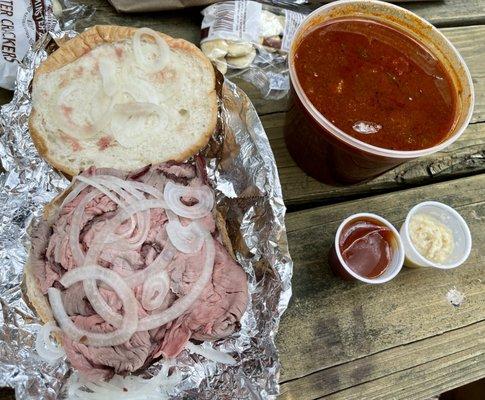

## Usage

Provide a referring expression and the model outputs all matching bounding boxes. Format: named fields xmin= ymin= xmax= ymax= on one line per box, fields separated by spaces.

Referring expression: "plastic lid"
xmin=399 ymin=201 xmax=472 ymax=269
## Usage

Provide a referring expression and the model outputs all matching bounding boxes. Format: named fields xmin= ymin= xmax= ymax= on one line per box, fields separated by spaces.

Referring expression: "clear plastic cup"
xmin=285 ymin=0 xmax=475 ymax=184
xmin=400 ymin=201 xmax=472 ymax=269
xmin=329 ymin=213 xmax=405 ymax=284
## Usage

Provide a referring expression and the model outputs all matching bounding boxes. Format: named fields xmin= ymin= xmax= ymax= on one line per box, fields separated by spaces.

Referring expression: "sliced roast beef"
xmin=30 ymin=161 xmax=249 ymax=377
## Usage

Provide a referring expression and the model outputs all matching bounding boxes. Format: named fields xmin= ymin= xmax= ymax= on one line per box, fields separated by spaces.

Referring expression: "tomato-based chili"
xmin=294 ymin=18 xmax=457 ymax=151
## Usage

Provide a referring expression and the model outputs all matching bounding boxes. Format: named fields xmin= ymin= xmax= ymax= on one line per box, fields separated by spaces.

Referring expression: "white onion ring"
xmin=132 ymin=28 xmax=170 ymax=72
xmin=75 ymin=175 xmax=150 ymax=247
xmin=76 ymin=175 xmax=123 ymax=206
xmin=82 ymin=200 xmax=167 ymax=327
xmin=141 ymin=271 xmax=169 ymax=311
xmin=60 ymin=181 xmax=88 ymax=209
xmin=124 ymin=242 xmax=175 ymax=288
xmin=35 ymin=322 xmax=65 ymax=363
xmin=94 ymin=175 xmax=165 ymax=201
xmin=55 ymin=85 xmax=93 ymax=137
xmin=68 ymin=190 xmax=99 ymax=266
xmin=137 ymin=234 xmax=215 ymax=331
xmin=56 ymin=85 xmax=113 ymax=138
xmin=185 ymin=342 xmax=236 ymax=365
xmin=163 ymin=181 xmax=214 ymax=219
xmin=166 ymin=214 xmax=204 ymax=254
xmin=51 ymin=265 xmax=138 ymax=347
xmin=110 ymin=102 xmax=168 ymax=148
xmin=98 ymin=58 xmax=117 ymax=97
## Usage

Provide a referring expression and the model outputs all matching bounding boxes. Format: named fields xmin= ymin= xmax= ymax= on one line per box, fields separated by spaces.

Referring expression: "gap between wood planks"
xmin=285 ymin=169 xmax=485 ymax=214
xmin=279 ymin=319 xmax=484 ymax=387
xmin=279 ymin=321 xmax=484 ymax=400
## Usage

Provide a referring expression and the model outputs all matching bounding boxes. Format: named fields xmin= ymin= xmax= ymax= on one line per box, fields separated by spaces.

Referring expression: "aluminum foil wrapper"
xmin=0 ymin=27 xmax=293 ymax=400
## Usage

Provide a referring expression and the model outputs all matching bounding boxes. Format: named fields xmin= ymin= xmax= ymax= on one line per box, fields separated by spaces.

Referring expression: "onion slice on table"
xmin=35 ymin=322 xmax=65 ymax=363
xmin=163 ymin=181 xmax=214 ymax=219
xmin=137 ymin=234 xmax=215 ymax=331
xmin=132 ymin=27 xmax=170 ymax=72
xmin=185 ymin=342 xmax=237 ymax=366
xmin=50 ymin=265 xmax=138 ymax=347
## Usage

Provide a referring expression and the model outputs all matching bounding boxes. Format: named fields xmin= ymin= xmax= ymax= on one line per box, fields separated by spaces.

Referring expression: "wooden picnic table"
xmin=0 ymin=1 xmax=484 ymax=399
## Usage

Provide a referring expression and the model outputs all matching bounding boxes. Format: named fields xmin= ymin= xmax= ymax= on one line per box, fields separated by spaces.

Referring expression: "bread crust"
xmin=29 ymin=25 xmax=218 ymax=177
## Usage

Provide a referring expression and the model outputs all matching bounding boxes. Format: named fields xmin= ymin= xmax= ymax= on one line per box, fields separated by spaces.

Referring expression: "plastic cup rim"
xmin=402 ymin=201 xmax=472 ymax=269
xmin=288 ymin=0 xmax=475 ymax=160
xmin=334 ymin=212 xmax=405 ymax=284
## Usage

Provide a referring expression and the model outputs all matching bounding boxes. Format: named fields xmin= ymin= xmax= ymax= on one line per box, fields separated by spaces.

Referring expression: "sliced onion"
xmin=132 ymin=28 xmax=170 ymax=72
xmin=76 ymin=175 xmax=123 ymax=206
xmin=185 ymin=342 xmax=237 ymax=366
xmin=67 ymin=364 xmax=181 ymax=400
xmin=141 ymin=271 xmax=169 ymax=311
xmin=75 ymin=175 xmax=149 ymax=247
xmin=163 ymin=181 xmax=214 ymax=219
xmin=98 ymin=58 xmax=117 ymax=97
xmin=110 ymin=102 xmax=167 ymax=148
xmin=94 ymin=175 xmax=165 ymax=202
xmin=124 ymin=242 xmax=175 ymax=288
xmin=83 ymin=200 xmax=167 ymax=327
xmin=35 ymin=322 xmax=65 ymax=363
xmin=166 ymin=214 xmax=204 ymax=254
xmin=55 ymin=85 xmax=93 ymax=137
xmin=69 ymin=190 xmax=100 ymax=266
xmin=61 ymin=181 xmax=88 ymax=209
xmin=52 ymin=265 xmax=138 ymax=346
xmin=137 ymin=234 xmax=215 ymax=331
xmin=56 ymin=85 xmax=112 ymax=138
xmin=88 ymin=90 xmax=115 ymax=134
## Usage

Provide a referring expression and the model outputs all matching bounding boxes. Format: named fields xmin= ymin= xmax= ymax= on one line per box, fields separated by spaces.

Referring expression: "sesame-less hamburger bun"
xmin=29 ymin=25 xmax=217 ymax=176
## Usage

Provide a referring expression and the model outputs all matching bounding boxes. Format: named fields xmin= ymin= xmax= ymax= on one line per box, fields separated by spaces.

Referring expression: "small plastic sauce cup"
xmin=285 ymin=0 xmax=474 ymax=184
xmin=329 ymin=213 xmax=405 ymax=284
xmin=400 ymin=201 xmax=472 ymax=269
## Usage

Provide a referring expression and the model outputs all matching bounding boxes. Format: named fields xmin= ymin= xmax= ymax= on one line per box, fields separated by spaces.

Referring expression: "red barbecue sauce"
xmin=338 ymin=217 xmax=394 ymax=278
xmin=294 ymin=18 xmax=457 ymax=151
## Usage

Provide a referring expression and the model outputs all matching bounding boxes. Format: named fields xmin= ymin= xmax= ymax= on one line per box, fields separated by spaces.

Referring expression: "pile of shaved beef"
xmin=29 ymin=160 xmax=248 ymax=379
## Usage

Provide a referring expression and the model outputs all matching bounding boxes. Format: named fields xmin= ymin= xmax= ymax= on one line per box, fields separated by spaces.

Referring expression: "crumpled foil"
xmin=0 ymin=18 xmax=293 ymax=400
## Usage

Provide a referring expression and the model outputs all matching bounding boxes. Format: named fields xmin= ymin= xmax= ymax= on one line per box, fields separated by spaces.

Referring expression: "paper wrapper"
xmin=108 ymin=0 xmax=218 ymax=12
xmin=106 ymin=0 xmax=431 ymax=13
xmin=0 ymin=17 xmax=293 ymax=400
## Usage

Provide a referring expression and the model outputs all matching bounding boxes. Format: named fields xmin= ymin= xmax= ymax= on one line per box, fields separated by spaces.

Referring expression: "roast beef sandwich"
xmin=29 ymin=25 xmax=217 ymax=176
xmin=25 ymin=160 xmax=249 ymax=379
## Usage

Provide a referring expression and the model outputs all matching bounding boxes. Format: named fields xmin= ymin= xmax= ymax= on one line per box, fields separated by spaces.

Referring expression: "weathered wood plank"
xmin=323 ymin=344 xmax=485 ymax=400
xmin=266 ymin=116 xmax=485 ymax=206
xmin=278 ymin=174 xmax=485 ymax=385
xmin=404 ymin=0 xmax=485 ymax=27
xmin=279 ymin=321 xmax=485 ymax=399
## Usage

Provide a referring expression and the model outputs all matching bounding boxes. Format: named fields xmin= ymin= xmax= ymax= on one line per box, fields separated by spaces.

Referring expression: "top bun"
xmin=29 ymin=25 xmax=217 ymax=176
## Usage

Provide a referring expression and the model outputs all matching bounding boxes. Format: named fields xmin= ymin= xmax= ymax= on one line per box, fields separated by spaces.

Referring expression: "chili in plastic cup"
xmin=285 ymin=0 xmax=474 ymax=184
